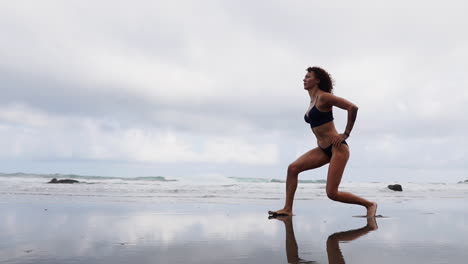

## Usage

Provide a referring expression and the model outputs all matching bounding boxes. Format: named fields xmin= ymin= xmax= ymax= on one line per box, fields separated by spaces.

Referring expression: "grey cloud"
xmin=1 ymin=0 xmax=467 ymax=179
xmin=1 ymin=67 xmax=303 ymax=136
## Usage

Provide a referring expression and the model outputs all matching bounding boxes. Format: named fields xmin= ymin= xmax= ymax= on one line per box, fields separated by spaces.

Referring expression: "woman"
xmin=269 ymin=66 xmax=377 ymax=217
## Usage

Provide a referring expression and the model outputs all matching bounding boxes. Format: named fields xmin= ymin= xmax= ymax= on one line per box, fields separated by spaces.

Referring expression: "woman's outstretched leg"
xmin=269 ymin=148 xmax=329 ymax=216
xmin=326 ymin=144 xmax=377 ymax=217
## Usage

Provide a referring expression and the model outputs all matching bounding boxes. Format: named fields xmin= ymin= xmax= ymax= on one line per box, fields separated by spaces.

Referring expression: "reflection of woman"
xmin=326 ymin=217 xmax=378 ymax=264
xmin=274 ymin=216 xmax=378 ymax=264
xmin=269 ymin=67 xmax=377 ymax=217
xmin=274 ymin=216 xmax=317 ymax=264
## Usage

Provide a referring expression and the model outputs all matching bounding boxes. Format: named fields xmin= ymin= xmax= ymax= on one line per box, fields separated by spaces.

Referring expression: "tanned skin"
xmin=269 ymin=71 xmax=377 ymax=217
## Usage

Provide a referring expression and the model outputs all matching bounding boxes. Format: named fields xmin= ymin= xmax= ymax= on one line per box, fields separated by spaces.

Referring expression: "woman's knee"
xmin=326 ymin=188 xmax=339 ymax=201
xmin=287 ymin=163 xmax=302 ymax=175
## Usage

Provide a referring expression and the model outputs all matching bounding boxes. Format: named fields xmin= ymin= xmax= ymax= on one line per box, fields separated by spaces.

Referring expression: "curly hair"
xmin=307 ymin=66 xmax=334 ymax=93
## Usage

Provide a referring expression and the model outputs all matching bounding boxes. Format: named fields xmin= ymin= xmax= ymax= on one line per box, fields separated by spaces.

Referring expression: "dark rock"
xmin=388 ymin=184 xmax=403 ymax=191
xmin=48 ymin=178 xmax=79 ymax=184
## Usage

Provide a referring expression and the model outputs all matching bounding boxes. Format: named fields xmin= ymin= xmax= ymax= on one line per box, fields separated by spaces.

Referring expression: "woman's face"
xmin=303 ymin=71 xmax=319 ymax=90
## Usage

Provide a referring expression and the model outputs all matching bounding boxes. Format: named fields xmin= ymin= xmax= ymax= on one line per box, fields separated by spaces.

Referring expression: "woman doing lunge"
xmin=268 ymin=66 xmax=377 ymax=217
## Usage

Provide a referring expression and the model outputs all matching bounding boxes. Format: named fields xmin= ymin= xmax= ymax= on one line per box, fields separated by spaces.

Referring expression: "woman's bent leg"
xmin=269 ymin=147 xmax=329 ymax=216
xmin=326 ymin=144 xmax=377 ymax=217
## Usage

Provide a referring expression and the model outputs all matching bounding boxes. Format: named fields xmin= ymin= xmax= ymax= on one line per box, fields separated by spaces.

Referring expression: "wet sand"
xmin=0 ymin=196 xmax=467 ymax=263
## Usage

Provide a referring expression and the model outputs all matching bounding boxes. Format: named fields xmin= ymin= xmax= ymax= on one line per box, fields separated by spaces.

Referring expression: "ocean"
xmin=1 ymin=172 xmax=467 ymax=204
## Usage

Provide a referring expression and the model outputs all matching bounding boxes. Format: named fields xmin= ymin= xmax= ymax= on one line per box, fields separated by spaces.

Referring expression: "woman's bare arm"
xmin=321 ymin=93 xmax=358 ymax=137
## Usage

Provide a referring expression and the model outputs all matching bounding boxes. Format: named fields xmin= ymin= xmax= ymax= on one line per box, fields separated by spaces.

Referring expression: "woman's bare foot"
xmin=268 ymin=208 xmax=292 ymax=216
xmin=366 ymin=202 xmax=378 ymax=217
xmin=366 ymin=216 xmax=378 ymax=231
xmin=270 ymin=214 xmax=292 ymax=222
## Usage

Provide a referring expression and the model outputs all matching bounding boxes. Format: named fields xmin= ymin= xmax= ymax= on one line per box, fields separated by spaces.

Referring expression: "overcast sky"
xmin=1 ymin=0 xmax=467 ymax=182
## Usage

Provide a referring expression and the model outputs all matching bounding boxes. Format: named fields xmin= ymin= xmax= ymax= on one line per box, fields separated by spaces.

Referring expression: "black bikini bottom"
xmin=320 ymin=141 xmax=348 ymax=158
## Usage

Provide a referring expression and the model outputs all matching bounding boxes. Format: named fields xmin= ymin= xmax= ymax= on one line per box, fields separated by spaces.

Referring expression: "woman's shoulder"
xmin=317 ymin=92 xmax=337 ymax=103
xmin=316 ymin=92 xmax=337 ymax=109
xmin=319 ymin=92 xmax=357 ymax=110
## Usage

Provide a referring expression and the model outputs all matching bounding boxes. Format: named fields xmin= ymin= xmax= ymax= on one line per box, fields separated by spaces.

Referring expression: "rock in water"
xmin=48 ymin=178 xmax=79 ymax=184
xmin=388 ymin=184 xmax=403 ymax=191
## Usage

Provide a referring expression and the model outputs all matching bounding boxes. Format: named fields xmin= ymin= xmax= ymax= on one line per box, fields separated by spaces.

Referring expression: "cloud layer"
xmin=1 ymin=0 xmax=467 ymax=182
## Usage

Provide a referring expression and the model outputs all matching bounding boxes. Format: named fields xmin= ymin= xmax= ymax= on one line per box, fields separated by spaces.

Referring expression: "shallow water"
xmin=0 ymin=197 xmax=467 ymax=263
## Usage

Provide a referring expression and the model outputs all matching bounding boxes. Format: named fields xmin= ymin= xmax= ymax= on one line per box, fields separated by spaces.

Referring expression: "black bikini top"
xmin=304 ymin=97 xmax=334 ymax=128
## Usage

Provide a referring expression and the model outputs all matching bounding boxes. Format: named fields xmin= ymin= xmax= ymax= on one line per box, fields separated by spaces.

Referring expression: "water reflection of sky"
xmin=0 ymin=199 xmax=467 ymax=263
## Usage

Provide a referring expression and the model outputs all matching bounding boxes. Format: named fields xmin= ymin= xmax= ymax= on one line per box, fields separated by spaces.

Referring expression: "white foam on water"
xmin=1 ymin=173 xmax=467 ymax=204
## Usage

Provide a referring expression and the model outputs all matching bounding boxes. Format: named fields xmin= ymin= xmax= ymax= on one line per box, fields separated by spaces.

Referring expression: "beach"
xmin=1 ymin=174 xmax=468 ymax=263
xmin=2 ymin=1 xmax=468 ymax=263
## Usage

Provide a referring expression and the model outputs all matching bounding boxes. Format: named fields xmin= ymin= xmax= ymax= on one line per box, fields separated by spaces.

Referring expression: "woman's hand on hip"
xmin=331 ymin=134 xmax=347 ymax=147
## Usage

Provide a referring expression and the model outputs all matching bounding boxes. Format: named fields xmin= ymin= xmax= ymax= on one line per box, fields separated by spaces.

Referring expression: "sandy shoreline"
xmin=1 ymin=195 xmax=467 ymax=263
